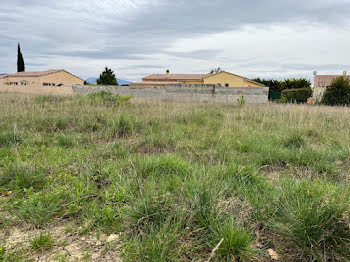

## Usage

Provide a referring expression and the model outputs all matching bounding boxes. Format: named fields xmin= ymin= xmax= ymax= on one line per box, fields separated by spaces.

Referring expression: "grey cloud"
xmin=0 ymin=0 xmax=349 ymax=77
xmin=163 ymin=49 xmax=223 ymax=60
xmin=283 ymin=64 xmax=350 ymax=71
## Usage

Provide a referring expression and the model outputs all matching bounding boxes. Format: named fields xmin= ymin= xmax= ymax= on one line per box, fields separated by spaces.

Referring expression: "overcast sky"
xmin=1 ymin=0 xmax=350 ymax=81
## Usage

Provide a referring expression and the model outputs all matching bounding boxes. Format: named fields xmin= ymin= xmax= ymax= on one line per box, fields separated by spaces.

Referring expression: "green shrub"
xmin=281 ymin=88 xmax=312 ymax=103
xmin=87 ymin=91 xmax=132 ymax=106
xmin=322 ymin=76 xmax=350 ymax=106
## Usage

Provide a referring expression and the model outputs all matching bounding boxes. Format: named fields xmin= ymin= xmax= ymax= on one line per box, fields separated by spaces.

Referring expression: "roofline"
xmin=61 ymin=70 xmax=84 ymax=82
xmin=203 ymin=71 xmax=266 ymax=87
xmin=1 ymin=69 xmax=84 ymax=81
xmin=142 ymin=74 xmax=209 ymax=81
xmin=3 ymin=69 xmax=63 ymax=78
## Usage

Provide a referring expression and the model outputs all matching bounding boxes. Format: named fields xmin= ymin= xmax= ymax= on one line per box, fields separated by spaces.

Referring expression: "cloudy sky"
xmin=1 ymin=0 xmax=350 ymax=81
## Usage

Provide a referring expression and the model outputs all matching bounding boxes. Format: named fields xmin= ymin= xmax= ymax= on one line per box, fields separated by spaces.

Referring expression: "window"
xmin=43 ymin=83 xmax=56 ymax=86
xmin=225 ymin=83 xmax=229 ymax=87
xmin=9 ymin=82 xmax=18 ymax=85
xmin=20 ymin=81 xmax=27 ymax=86
xmin=217 ymin=83 xmax=222 ymax=86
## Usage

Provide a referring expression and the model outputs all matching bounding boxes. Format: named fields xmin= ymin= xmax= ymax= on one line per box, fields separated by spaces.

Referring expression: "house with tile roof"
xmin=314 ymin=71 xmax=350 ymax=88
xmin=131 ymin=70 xmax=265 ymax=88
xmin=313 ymin=71 xmax=350 ymax=101
xmin=0 ymin=69 xmax=84 ymax=87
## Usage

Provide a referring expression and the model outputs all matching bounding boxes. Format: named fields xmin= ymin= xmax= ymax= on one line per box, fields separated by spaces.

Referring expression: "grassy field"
xmin=1 ymin=92 xmax=350 ymax=261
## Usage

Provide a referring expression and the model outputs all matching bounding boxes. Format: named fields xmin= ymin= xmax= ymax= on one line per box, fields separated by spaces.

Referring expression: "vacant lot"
xmin=1 ymin=92 xmax=350 ymax=261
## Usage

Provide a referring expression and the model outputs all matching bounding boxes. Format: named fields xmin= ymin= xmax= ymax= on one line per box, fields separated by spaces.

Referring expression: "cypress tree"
xmin=17 ymin=43 xmax=25 ymax=72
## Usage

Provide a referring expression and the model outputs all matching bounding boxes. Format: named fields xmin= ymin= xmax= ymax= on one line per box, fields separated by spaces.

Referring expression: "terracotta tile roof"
xmin=142 ymin=74 xmax=210 ymax=81
xmin=314 ymin=75 xmax=350 ymax=87
xmin=131 ymin=81 xmax=176 ymax=86
xmin=4 ymin=69 xmax=64 ymax=78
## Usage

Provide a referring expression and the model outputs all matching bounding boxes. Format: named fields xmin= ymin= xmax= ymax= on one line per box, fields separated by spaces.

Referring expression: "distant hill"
xmin=85 ymin=77 xmax=131 ymax=86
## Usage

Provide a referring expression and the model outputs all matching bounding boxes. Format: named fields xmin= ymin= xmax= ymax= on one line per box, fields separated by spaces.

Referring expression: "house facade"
xmin=0 ymin=69 xmax=84 ymax=87
xmin=131 ymin=70 xmax=265 ymax=88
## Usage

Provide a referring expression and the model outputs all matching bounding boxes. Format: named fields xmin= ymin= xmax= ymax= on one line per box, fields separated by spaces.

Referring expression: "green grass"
xmin=30 ymin=232 xmax=55 ymax=251
xmin=1 ymin=92 xmax=350 ymax=261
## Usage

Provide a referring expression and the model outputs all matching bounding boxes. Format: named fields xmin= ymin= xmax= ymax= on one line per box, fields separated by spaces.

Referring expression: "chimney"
xmin=343 ymin=71 xmax=347 ymax=76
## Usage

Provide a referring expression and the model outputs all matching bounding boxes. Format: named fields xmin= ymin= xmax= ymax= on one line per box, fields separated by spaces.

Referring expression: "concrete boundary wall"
xmin=72 ymin=84 xmax=269 ymax=104
xmin=0 ymin=84 xmax=269 ymax=104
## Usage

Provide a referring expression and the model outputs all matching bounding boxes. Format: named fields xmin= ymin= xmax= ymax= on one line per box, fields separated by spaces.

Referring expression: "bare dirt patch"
xmin=0 ymin=223 xmax=122 ymax=261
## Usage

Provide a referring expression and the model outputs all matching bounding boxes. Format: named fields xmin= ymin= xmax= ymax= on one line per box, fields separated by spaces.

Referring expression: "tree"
xmin=96 ymin=67 xmax=118 ymax=86
xmin=209 ymin=67 xmax=223 ymax=74
xmin=322 ymin=76 xmax=350 ymax=106
xmin=17 ymin=43 xmax=25 ymax=73
xmin=252 ymin=78 xmax=284 ymax=92
xmin=283 ymin=78 xmax=311 ymax=90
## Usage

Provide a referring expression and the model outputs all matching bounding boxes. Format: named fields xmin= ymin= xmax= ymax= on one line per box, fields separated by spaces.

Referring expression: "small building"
xmin=0 ymin=69 xmax=84 ymax=87
xmin=131 ymin=70 xmax=265 ymax=88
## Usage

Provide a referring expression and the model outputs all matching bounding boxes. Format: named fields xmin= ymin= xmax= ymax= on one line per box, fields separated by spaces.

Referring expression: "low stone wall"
xmin=72 ymin=84 xmax=269 ymax=104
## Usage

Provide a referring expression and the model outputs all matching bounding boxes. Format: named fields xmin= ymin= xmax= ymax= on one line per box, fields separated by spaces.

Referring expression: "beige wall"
xmin=39 ymin=71 xmax=84 ymax=85
xmin=0 ymin=85 xmax=74 ymax=96
xmin=130 ymin=83 xmax=167 ymax=88
xmin=202 ymin=72 xmax=263 ymax=87
xmin=1 ymin=71 xmax=84 ymax=87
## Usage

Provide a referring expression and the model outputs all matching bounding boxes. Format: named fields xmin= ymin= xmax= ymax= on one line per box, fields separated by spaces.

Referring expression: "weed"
xmin=30 ymin=232 xmax=55 ymax=251
xmin=237 ymin=95 xmax=246 ymax=107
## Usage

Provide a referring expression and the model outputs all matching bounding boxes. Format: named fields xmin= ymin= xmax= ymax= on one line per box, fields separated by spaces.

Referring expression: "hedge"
xmin=281 ymin=88 xmax=312 ymax=103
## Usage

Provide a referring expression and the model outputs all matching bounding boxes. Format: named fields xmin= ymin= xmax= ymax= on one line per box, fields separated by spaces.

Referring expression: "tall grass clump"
xmin=30 ymin=232 xmax=55 ymax=251
xmin=248 ymin=177 xmax=350 ymax=261
xmin=0 ymin=163 xmax=45 ymax=191
xmin=87 ymin=91 xmax=132 ymax=106
xmin=0 ymin=130 xmax=22 ymax=147
xmin=214 ymin=222 xmax=255 ymax=261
